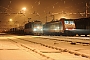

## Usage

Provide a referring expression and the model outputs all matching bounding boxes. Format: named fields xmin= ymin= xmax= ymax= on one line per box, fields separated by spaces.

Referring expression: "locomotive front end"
xmin=32 ymin=21 xmax=43 ymax=35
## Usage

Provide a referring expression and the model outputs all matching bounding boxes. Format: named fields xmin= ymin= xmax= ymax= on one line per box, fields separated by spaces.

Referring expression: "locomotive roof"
xmin=60 ymin=18 xmax=75 ymax=21
xmin=45 ymin=19 xmax=75 ymax=24
xmin=45 ymin=20 xmax=60 ymax=24
xmin=32 ymin=20 xmax=41 ymax=22
xmin=25 ymin=20 xmax=41 ymax=24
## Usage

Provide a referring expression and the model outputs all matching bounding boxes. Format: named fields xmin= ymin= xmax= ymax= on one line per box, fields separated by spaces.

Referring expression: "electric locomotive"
xmin=24 ymin=20 xmax=43 ymax=35
xmin=43 ymin=18 xmax=76 ymax=36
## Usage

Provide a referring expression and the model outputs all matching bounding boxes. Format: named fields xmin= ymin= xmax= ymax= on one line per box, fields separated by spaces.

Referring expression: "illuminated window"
xmin=70 ymin=21 xmax=74 ymax=24
xmin=64 ymin=21 xmax=74 ymax=24
xmin=64 ymin=21 xmax=69 ymax=24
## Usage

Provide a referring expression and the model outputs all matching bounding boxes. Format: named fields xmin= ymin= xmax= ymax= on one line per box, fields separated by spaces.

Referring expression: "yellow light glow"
xmin=22 ymin=7 xmax=26 ymax=11
xmin=57 ymin=15 xmax=70 ymax=20
xmin=60 ymin=16 xmax=70 ymax=19
xmin=61 ymin=16 xmax=66 ymax=18
xmin=9 ymin=19 xmax=13 ymax=22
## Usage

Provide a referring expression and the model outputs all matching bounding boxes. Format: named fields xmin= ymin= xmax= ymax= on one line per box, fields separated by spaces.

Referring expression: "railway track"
xmin=34 ymin=36 xmax=90 ymax=46
xmin=7 ymin=38 xmax=54 ymax=60
xmin=7 ymin=36 xmax=90 ymax=60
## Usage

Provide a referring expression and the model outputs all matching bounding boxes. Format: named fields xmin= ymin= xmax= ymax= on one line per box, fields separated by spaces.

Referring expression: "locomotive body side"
xmin=43 ymin=19 xmax=76 ymax=36
xmin=43 ymin=20 xmax=63 ymax=35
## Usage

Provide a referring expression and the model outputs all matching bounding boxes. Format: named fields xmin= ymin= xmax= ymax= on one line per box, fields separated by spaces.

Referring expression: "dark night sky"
xmin=0 ymin=0 xmax=90 ymax=28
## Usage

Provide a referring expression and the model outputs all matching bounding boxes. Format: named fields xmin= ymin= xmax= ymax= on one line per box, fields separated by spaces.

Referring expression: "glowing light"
xmin=66 ymin=29 xmax=75 ymax=30
xmin=54 ymin=29 xmax=57 ymax=30
xmin=33 ymin=28 xmax=37 ymax=31
xmin=9 ymin=19 xmax=13 ymax=22
xmin=38 ymin=1 xmax=40 ymax=5
xmin=22 ymin=7 xmax=26 ymax=11
xmin=59 ymin=16 xmax=70 ymax=19
xmin=57 ymin=27 xmax=59 ymax=29
xmin=41 ymin=29 xmax=43 ymax=31
xmin=57 ymin=15 xmax=70 ymax=19
xmin=61 ymin=16 xmax=67 ymax=19
xmin=66 ymin=29 xmax=69 ymax=30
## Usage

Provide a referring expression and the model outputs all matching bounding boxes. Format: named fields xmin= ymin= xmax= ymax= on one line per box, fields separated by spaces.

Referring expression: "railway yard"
xmin=0 ymin=0 xmax=90 ymax=60
xmin=0 ymin=33 xmax=90 ymax=60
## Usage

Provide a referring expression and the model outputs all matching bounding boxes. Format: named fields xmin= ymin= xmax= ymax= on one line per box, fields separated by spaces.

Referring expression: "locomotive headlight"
xmin=57 ymin=27 xmax=59 ymax=29
xmin=33 ymin=28 xmax=37 ymax=31
xmin=72 ymin=29 xmax=75 ymax=30
xmin=41 ymin=29 xmax=43 ymax=31
xmin=54 ymin=28 xmax=58 ymax=30
xmin=66 ymin=29 xmax=68 ymax=30
xmin=54 ymin=29 xmax=57 ymax=30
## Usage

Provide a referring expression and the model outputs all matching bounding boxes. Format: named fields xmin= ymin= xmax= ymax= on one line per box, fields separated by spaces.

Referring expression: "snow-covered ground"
xmin=0 ymin=35 xmax=90 ymax=60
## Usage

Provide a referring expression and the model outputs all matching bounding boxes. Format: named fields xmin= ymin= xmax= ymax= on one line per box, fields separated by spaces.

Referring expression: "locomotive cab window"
xmin=64 ymin=21 xmax=74 ymax=24
xmin=64 ymin=21 xmax=69 ymax=24
xmin=70 ymin=21 xmax=74 ymax=24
